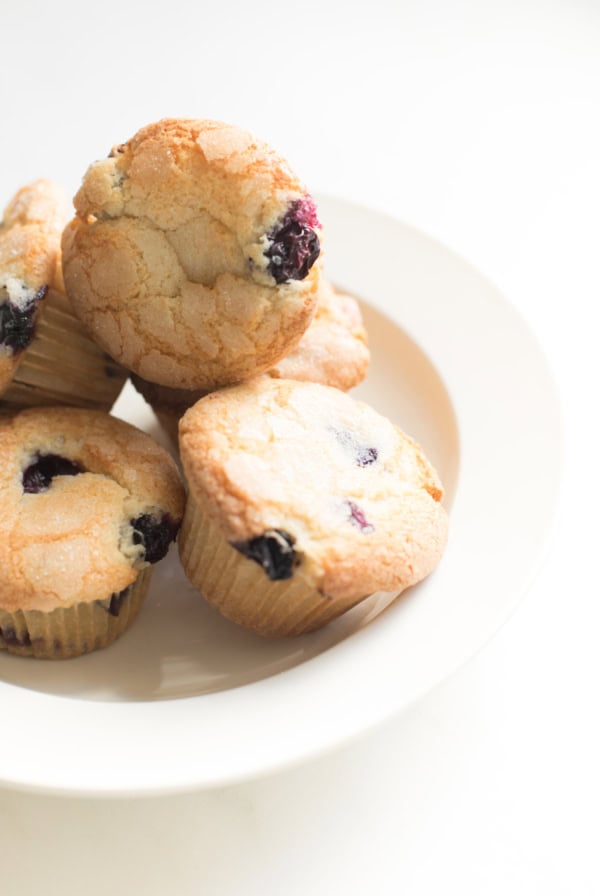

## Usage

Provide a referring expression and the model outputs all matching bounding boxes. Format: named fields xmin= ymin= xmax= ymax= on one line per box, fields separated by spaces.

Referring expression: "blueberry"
xmin=356 ymin=446 xmax=378 ymax=467
xmin=0 ymin=626 xmax=31 ymax=648
xmin=264 ymin=198 xmax=320 ymax=284
xmin=232 ymin=529 xmax=297 ymax=581
xmin=101 ymin=585 xmax=131 ymax=618
xmin=0 ymin=285 xmax=47 ymax=352
xmin=346 ymin=500 xmax=374 ymax=533
xmin=22 ymin=453 xmax=84 ymax=494
xmin=131 ymin=513 xmax=179 ymax=564
xmin=332 ymin=428 xmax=378 ymax=467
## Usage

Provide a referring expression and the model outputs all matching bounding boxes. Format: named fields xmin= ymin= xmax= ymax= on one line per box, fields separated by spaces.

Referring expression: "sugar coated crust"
xmin=179 ymin=378 xmax=448 ymax=601
xmin=130 ymin=278 xmax=370 ymax=425
xmin=0 ymin=180 xmax=69 ymax=392
xmin=62 ymin=118 xmax=323 ymax=390
xmin=0 ymin=407 xmax=185 ymax=613
xmin=269 ymin=280 xmax=369 ymax=389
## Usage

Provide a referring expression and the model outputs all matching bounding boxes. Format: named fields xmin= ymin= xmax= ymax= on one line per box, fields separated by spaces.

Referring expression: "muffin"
xmin=131 ymin=279 xmax=370 ymax=444
xmin=0 ymin=407 xmax=185 ymax=659
xmin=178 ymin=378 xmax=448 ymax=637
xmin=268 ymin=279 xmax=369 ymax=387
xmin=0 ymin=180 xmax=127 ymax=412
xmin=62 ymin=118 xmax=323 ymax=391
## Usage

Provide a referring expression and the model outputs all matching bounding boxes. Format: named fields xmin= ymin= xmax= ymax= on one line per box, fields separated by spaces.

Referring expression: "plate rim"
xmin=0 ymin=194 xmax=564 ymax=796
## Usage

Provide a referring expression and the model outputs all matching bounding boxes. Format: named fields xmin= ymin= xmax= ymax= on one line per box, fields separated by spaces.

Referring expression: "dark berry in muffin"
xmin=22 ymin=453 xmax=83 ymax=494
xmin=0 ymin=285 xmax=47 ymax=353
xmin=232 ymin=529 xmax=297 ymax=581
xmin=264 ymin=198 xmax=320 ymax=284
xmin=131 ymin=513 xmax=180 ymax=564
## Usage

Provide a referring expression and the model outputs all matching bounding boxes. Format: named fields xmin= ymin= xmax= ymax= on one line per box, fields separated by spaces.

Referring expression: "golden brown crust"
xmin=0 ymin=408 xmax=185 ymax=613
xmin=179 ymin=378 xmax=447 ymax=601
xmin=2 ymin=180 xmax=69 ymax=233
xmin=62 ymin=118 xmax=322 ymax=390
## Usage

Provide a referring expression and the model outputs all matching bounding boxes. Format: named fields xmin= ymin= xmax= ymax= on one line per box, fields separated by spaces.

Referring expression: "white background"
xmin=1 ymin=0 xmax=598 ymax=893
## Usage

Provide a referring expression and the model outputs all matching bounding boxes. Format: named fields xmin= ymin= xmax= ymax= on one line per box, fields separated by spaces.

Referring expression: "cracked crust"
xmin=0 ymin=180 xmax=68 ymax=393
xmin=0 ymin=407 xmax=185 ymax=613
xmin=131 ymin=280 xmax=370 ymax=439
xmin=62 ymin=118 xmax=323 ymax=390
xmin=179 ymin=378 xmax=448 ymax=601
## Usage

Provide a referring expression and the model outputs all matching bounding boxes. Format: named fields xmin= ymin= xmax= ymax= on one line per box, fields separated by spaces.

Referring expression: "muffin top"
xmin=62 ymin=118 xmax=323 ymax=390
xmin=0 ymin=180 xmax=69 ymax=393
xmin=0 ymin=407 xmax=185 ymax=613
xmin=269 ymin=280 xmax=369 ymax=390
xmin=179 ymin=378 xmax=448 ymax=601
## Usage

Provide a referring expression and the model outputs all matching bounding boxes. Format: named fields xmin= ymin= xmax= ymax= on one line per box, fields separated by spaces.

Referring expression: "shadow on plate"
xmin=0 ymin=302 xmax=459 ymax=703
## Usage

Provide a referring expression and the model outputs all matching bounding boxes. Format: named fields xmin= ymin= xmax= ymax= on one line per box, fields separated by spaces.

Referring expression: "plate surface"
xmin=0 ymin=196 xmax=562 ymax=795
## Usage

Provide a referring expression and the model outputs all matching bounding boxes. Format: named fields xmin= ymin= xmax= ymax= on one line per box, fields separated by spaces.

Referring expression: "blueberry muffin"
xmin=131 ymin=279 xmax=369 ymax=444
xmin=0 ymin=407 xmax=185 ymax=659
xmin=0 ymin=180 xmax=127 ymax=412
xmin=62 ymin=118 xmax=323 ymax=391
xmin=178 ymin=378 xmax=448 ymax=637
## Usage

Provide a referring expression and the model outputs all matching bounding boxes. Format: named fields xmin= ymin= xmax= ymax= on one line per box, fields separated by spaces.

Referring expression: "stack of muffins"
xmin=0 ymin=118 xmax=448 ymax=659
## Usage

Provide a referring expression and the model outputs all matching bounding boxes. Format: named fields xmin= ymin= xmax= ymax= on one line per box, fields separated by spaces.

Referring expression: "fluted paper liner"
xmin=179 ymin=496 xmax=367 ymax=637
xmin=1 ymin=288 xmax=127 ymax=411
xmin=0 ymin=566 xmax=152 ymax=660
xmin=130 ymin=375 xmax=203 ymax=447
xmin=156 ymin=408 xmax=181 ymax=446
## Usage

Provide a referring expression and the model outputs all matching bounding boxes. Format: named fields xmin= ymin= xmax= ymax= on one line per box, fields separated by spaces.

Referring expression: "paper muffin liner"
xmin=1 ymin=288 xmax=127 ymax=411
xmin=130 ymin=374 xmax=204 ymax=447
xmin=179 ymin=496 xmax=367 ymax=637
xmin=0 ymin=566 xmax=152 ymax=660
xmin=155 ymin=408 xmax=181 ymax=445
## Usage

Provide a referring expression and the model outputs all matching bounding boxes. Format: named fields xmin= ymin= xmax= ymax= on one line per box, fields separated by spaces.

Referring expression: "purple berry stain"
xmin=131 ymin=513 xmax=179 ymax=564
xmin=22 ymin=454 xmax=84 ymax=494
xmin=0 ymin=626 xmax=31 ymax=649
xmin=0 ymin=285 xmax=47 ymax=353
xmin=346 ymin=500 xmax=374 ymax=534
xmin=356 ymin=446 xmax=378 ymax=467
xmin=232 ymin=529 xmax=297 ymax=581
xmin=264 ymin=197 xmax=320 ymax=284
xmin=332 ymin=428 xmax=378 ymax=467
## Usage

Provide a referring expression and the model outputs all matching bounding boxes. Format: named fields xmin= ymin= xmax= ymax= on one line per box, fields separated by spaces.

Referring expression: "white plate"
xmin=0 ymin=196 xmax=562 ymax=796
